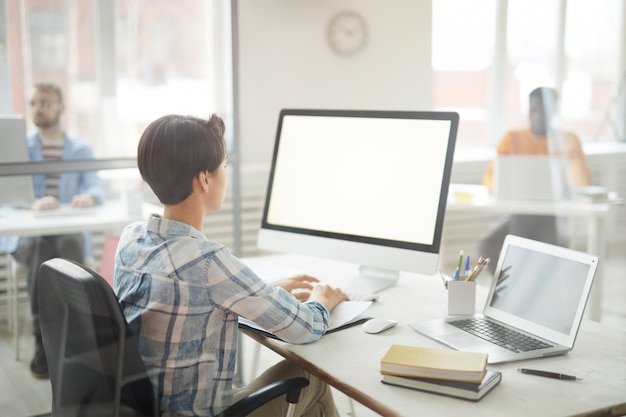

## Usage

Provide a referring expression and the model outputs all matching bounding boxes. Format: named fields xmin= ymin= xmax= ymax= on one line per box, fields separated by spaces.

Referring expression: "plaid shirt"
xmin=114 ymin=215 xmax=330 ymax=417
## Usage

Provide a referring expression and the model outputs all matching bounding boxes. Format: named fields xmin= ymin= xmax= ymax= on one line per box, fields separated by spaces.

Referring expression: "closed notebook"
xmin=380 ymin=345 xmax=488 ymax=383
xmin=381 ymin=369 xmax=501 ymax=401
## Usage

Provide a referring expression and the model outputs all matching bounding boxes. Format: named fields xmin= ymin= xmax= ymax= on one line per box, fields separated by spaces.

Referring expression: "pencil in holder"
xmin=447 ymin=280 xmax=476 ymax=315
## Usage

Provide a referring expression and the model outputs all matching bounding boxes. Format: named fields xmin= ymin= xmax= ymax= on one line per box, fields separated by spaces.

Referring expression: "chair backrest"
xmin=38 ymin=258 xmax=158 ymax=417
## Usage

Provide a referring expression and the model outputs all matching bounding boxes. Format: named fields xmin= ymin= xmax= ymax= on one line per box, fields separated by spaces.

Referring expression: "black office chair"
xmin=38 ymin=258 xmax=309 ymax=417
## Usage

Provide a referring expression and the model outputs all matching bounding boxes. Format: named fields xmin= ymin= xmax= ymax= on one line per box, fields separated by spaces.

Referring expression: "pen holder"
xmin=447 ymin=280 xmax=476 ymax=316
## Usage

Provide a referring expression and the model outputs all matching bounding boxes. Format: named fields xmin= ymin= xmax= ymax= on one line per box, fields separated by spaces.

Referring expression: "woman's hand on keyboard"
xmin=272 ymin=275 xmax=349 ymax=310
xmin=309 ymin=285 xmax=349 ymax=312
xmin=272 ymin=275 xmax=320 ymax=301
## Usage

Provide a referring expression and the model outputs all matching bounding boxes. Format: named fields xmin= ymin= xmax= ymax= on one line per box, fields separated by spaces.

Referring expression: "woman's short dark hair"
xmin=137 ymin=114 xmax=226 ymax=205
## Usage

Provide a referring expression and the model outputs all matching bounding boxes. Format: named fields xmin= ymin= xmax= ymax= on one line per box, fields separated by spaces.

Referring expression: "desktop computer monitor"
xmin=258 ymin=109 xmax=459 ymax=293
xmin=0 ymin=115 xmax=35 ymax=206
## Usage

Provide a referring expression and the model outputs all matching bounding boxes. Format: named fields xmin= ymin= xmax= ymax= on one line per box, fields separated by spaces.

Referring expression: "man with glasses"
xmin=5 ymin=83 xmax=105 ymax=378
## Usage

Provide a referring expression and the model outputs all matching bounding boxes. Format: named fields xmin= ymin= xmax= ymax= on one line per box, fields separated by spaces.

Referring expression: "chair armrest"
xmin=218 ymin=377 xmax=309 ymax=417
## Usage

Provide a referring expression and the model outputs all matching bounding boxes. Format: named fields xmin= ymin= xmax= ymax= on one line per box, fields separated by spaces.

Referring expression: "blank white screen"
xmin=266 ymin=115 xmax=452 ymax=245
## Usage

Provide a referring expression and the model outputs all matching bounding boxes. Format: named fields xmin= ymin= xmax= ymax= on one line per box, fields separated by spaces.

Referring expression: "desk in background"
xmin=0 ymin=199 xmax=162 ymax=357
xmin=241 ymin=254 xmax=626 ymax=417
xmin=0 ymin=199 xmax=161 ymax=237
xmin=446 ymin=183 xmax=622 ymax=322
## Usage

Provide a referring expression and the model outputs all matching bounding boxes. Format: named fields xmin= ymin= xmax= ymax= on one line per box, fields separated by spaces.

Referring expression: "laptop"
xmin=409 ymin=235 xmax=598 ymax=364
xmin=493 ymin=155 xmax=566 ymax=201
xmin=0 ymin=115 xmax=35 ymax=206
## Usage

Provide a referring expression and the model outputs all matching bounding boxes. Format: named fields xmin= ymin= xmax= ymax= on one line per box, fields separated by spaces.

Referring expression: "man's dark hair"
xmin=34 ymin=82 xmax=64 ymax=103
xmin=529 ymin=87 xmax=558 ymax=104
xmin=137 ymin=114 xmax=226 ymax=205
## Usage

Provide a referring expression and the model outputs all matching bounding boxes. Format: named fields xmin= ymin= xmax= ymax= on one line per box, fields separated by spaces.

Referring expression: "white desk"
xmin=446 ymin=184 xmax=622 ymax=321
xmin=0 ymin=200 xmax=161 ymax=237
xmin=241 ymin=254 xmax=626 ymax=417
xmin=0 ymin=199 xmax=162 ymax=356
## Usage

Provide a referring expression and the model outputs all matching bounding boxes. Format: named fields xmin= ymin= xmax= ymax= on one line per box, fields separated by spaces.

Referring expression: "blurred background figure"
xmin=0 ymin=83 xmax=105 ymax=379
xmin=478 ymin=87 xmax=591 ymax=275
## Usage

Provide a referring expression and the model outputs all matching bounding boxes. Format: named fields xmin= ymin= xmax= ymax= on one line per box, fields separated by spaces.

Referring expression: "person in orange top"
xmin=478 ymin=87 xmax=591 ymax=275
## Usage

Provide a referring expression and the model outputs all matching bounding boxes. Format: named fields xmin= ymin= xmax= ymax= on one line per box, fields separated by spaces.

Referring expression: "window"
xmin=28 ymin=9 xmax=67 ymax=71
xmin=432 ymin=0 xmax=496 ymax=144
xmin=113 ymin=0 xmax=219 ymax=157
xmin=433 ymin=0 xmax=624 ymax=145
xmin=7 ymin=0 xmax=230 ymax=159
xmin=11 ymin=1 xmax=624 ymax=148
xmin=563 ymin=0 xmax=622 ymax=141
xmin=506 ymin=0 xmax=560 ymax=130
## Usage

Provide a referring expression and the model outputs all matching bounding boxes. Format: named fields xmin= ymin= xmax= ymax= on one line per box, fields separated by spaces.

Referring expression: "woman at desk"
xmin=479 ymin=87 xmax=591 ymax=274
xmin=115 ymin=114 xmax=347 ymax=417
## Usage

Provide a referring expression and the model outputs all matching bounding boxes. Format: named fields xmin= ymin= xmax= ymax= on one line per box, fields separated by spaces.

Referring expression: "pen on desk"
xmin=464 ymin=255 xmax=471 ymax=279
xmin=465 ymin=255 xmax=485 ymax=281
xmin=465 ymin=256 xmax=482 ymax=281
xmin=466 ymin=256 xmax=486 ymax=281
xmin=476 ymin=258 xmax=491 ymax=280
xmin=456 ymin=250 xmax=464 ymax=280
xmin=517 ymin=368 xmax=582 ymax=381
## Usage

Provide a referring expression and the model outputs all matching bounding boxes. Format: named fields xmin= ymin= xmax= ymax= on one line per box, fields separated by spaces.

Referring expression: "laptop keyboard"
xmin=450 ymin=317 xmax=554 ymax=353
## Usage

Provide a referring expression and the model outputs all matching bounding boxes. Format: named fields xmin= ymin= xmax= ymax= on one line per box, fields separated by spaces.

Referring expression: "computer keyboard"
xmin=32 ymin=205 xmax=98 ymax=217
xmin=450 ymin=317 xmax=553 ymax=353
xmin=344 ymin=290 xmax=379 ymax=302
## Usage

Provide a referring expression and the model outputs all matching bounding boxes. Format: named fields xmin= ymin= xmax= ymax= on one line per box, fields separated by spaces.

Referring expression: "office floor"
xmin=1 ymin=256 xmax=625 ymax=417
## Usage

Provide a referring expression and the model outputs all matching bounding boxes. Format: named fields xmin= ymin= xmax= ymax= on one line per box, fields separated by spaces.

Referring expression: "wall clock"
xmin=327 ymin=10 xmax=368 ymax=56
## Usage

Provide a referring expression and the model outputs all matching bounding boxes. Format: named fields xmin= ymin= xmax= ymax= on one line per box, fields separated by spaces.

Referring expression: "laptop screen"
xmin=484 ymin=235 xmax=597 ymax=345
xmin=0 ymin=115 xmax=35 ymax=206
xmin=494 ymin=155 xmax=566 ymax=201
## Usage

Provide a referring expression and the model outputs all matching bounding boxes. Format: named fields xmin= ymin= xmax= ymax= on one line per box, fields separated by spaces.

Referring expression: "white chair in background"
xmin=11 ymin=258 xmax=29 ymax=360
xmin=0 ymin=252 xmax=27 ymax=359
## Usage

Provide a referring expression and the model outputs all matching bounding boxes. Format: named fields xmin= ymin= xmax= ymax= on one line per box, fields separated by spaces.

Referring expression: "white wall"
xmin=235 ymin=0 xmax=432 ymax=165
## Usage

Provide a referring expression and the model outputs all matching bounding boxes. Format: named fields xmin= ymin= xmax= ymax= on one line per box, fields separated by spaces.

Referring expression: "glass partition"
xmin=5 ymin=0 xmax=233 ymax=159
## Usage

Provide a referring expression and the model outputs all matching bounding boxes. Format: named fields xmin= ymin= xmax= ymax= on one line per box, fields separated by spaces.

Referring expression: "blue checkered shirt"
xmin=114 ymin=215 xmax=330 ymax=416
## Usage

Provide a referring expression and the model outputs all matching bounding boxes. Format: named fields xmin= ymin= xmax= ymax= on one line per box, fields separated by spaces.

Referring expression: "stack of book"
xmin=380 ymin=344 xmax=501 ymax=401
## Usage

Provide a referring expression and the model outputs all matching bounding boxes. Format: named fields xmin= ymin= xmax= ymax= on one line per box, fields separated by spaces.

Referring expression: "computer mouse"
xmin=361 ymin=318 xmax=398 ymax=334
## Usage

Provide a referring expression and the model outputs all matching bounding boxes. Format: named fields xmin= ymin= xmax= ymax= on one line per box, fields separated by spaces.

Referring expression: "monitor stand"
xmin=346 ymin=266 xmax=400 ymax=294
